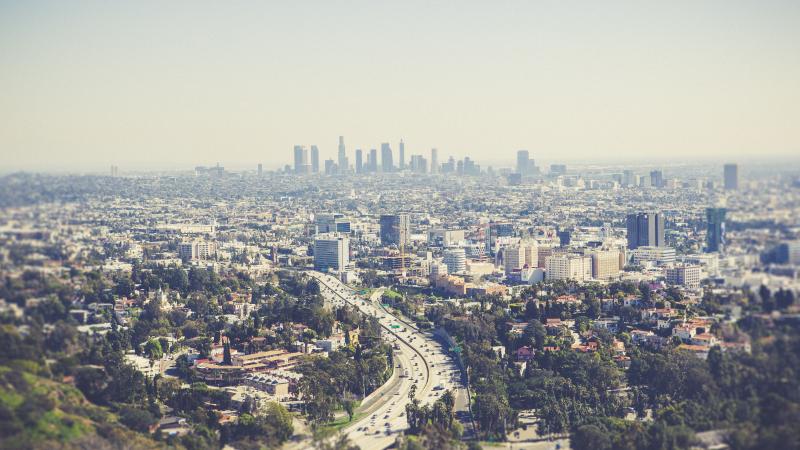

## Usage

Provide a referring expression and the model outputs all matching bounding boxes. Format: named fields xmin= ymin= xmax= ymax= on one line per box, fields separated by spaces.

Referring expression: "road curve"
xmin=307 ymin=271 xmax=464 ymax=450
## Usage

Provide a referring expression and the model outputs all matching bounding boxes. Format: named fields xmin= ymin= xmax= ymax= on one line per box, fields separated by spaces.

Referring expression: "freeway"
xmin=308 ymin=271 xmax=466 ymax=450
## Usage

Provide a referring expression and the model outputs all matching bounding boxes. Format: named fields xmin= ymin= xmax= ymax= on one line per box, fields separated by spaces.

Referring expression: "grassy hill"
xmin=0 ymin=365 xmax=168 ymax=450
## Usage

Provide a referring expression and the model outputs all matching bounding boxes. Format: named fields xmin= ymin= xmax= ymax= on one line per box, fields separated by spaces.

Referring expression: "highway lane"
xmin=307 ymin=271 xmax=465 ymax=450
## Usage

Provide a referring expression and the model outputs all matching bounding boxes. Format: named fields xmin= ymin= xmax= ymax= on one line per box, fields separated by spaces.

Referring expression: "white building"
xmin=545 ymin=254 xmax=592 ymax=281
xmin=178 ymin=241 xmax=216 ymax=260
xmin=590 ymin=249 xmax=622 ymax=280
xmin=504 ymin=246 xmax=526 ymax=275
xmin=632 ymin=246 xmax=676 ymax=267
xmin=665 ymin=264 xmax=702 ymax=288
xmin=443 ymin=247 xmax=467 ymax=274
xmin=314 ymin=233 xmax=350 ymax=271
xmin=428 ymin=229 xmax=465 ymax=247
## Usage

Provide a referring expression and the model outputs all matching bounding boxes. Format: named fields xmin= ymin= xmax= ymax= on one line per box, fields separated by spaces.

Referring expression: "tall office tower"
xmin=442 ymin=156 xmax=455 ymax=173
xmin=623 ymin=170 xmax=635 ymax=187
xmin=337 ymin=136 xmax=347 ymax=174
xmin=324 ymin=159 xmax=337 ymax=175
xmin=381 ymin=143 xmax=393 ymax=172
xmin=504 ymin=246 xmax=526 ymax=275
xmin=724 ymin=163 xmax=738 ymax=190
xmin=369 ymin=149 xmax=378 ymax=172
xmin=626 ymin=212 xmax=666 ymax=250
xmin=310 ymin=145 xmax=320 ymax=173
xmin=650 ymin=170 xmax=664 ymax=188
xmin=355 ymin=149 xmax=363 ymax=174
xmin=293 ymin=145 xmax=310 ymax=174
xmin=430 ymin=148 xmax=438 ymax=174
xmin=399 ymin=139 xmax=405 ymax=169
xmin=516 ymin=150 xmax=530 ymax=175
xmin=257 ymin=163 xmax=263 ymax=177
xmin=772 ymin=241 xmax=800 ymax=265
xmin=410 ymin=155 xmax=428 ymax=173
xmin=380 ymin=214 xmax=410 ymax=247
xmin=314 ymin=233 xmax=350 ymax=271
xmin=443 ymin=247 xmax=467 ymax=274
xmin=706 ymin=208 xmax=727 ymax=253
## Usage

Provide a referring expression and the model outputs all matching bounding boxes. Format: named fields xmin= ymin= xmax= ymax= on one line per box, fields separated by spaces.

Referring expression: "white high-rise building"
xmin=314 ymin=233 xmax=350 ymax=271
xmin=504 ymin=246 xmax=526 ymax=275
xmin=545 ymin=254 xmax=592 ymax=281
xmin=179 ymin=241 xmax=216 ymax=260
xmin=443 ymin=247 xmax=467 ymax=274
xmin=590 ymin=249 xmax=622 ymax=280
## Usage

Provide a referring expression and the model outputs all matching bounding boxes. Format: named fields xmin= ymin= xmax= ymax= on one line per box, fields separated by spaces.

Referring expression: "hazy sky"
xmin=1 ymin=0 xmax=799 ymax=172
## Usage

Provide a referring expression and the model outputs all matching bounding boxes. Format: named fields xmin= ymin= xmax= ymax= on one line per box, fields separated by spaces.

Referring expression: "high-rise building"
xmin=369 ymin=149 xmax=378 ymax=172
xmin=623 ymin=170 xmax=636 ymax=187
xmin=504 ymin=246 xmax=526 ymax=275
xmin=550 ymin=164 xmax=567 ymax=176
xmin=430 ymin=148 xmax=438 ymax=174
xmin=443 ymin=247 xmax=467 ymax=274
xmin=293 ymin=145 xmax=310 ymax=174
xmin=590 ymin=249 xmax=622 ymax=280
xmin=313 ymin=233 xmax=349 ymax=271
xmin=772 ymin=241 xmax=800 ymax=265
xmin=706 ymin=208 xmax=727 ymax=253
xmin=355 ymin=149 xmax=363 ymax=174
xmin=410 ymin=155 xmax=428 ymax=173
xmin=724 ymin=163 xmax=738 ymax=190
xmin=179 ymin=241 xmax=216 ymax=261
xmin=381 ymin=143 xmax=393 ymax=172
xmin=257 ymin=163 xmax=263 ymax=177
xmin=650 ymin=170 xmax=664 ymax=188
xmin=310 ymin=145 xmax=320 ymax=174
xmin=626 ymin=213 xmax=666 ymax=250
xmin=337 ymin=136 xmax=348 ymax=174
xmin=516 ymin=150 xmax=530 ymax=175
xmin=399 ymin=139 xmax=405 ymax=170
xmin=324 ymin=159 xmax=337 ymax=175
xmin=380 ymin=214 xmax=410 ymax=247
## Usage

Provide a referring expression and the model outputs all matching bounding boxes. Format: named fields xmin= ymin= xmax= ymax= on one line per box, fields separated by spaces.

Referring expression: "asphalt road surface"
xmin=308 ymin=271 xmax=466 ymax=450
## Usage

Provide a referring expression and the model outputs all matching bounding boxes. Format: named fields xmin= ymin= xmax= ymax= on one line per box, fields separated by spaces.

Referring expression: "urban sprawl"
xmin=2 ymin=140 xmax=800 ymax=450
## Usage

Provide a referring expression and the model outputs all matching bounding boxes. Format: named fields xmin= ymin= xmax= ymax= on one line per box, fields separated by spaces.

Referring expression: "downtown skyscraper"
xmin=381 ymin=143 xmax=393 ymax=172
xmin=293 ymin=145 xmax=310 ymax=174
xmin=337 ymin=136 xmax=348 ymax=175
xmin=724 ymin=163 xmax=738 ymax=190
xmin=399 ymin=139 xmax=405 ymax=170
xmin=355 ymin=149 xmax=363 ymax=174
xmin=310 ymin=145 xmax=320 ymax=174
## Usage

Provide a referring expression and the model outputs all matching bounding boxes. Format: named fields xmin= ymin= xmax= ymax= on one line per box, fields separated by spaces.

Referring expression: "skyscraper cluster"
xmin=291 ymin=137 xmax=451 ymax=176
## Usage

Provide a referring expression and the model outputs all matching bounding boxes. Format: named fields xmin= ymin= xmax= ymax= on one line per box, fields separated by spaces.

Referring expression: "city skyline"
xmin=2 ymin=1 xmax=800 ymax=171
